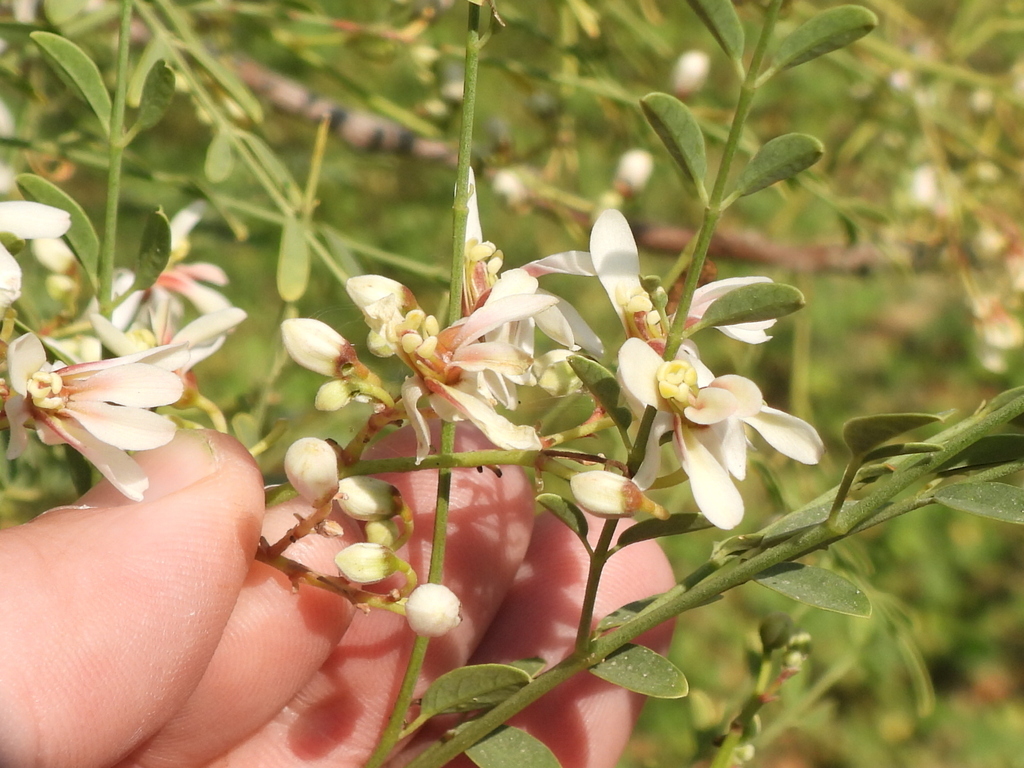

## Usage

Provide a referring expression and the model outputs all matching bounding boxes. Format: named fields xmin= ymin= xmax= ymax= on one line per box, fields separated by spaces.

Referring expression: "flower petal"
xmin=0 ymin=243 xmax=21 ymax=308
xmin=446 ymin=293 xmax=558 ymax=349
xmin=617 ymin=337 xmax=664 ymax=408
xmin=707 ymin=374 xmax=762 ymax=418
xmin=6 ymin=333 xmax=47 ymax=395
xmin=71 ymin=363 xmax=184 ymax=407
xmin=465 ymin=166 xmax=483 ymax=246
xmin=521 ymin=250 xmax=596 ymax=277
xmin=744 ymin=406 xmax=824 ymax=465
xmin=632 ymin=411 xmax=674 ymax=490
xmin=453 ymin=341 xmax=532 ymax=376
xmin=401 ymin=376 xmax=431 ymax=462
xmin=67 ymin=399 xmax=179 ymax=450
xmin=427 ymin=381 xmax=541 ymax=451
xmin=0 ymin=201 xmax=71 ymax=239
xmin=590 ymin=209 xmax=642 ymax=326
xmin=43 ymin=417 xmax=151 ymax=501
xmin=677 ymin=424 xmax=744 ymax=529
xmin=174 ymin=307 xmax=247 ymax=348
xmin=685 ymin=386 xmax=739 ymax=425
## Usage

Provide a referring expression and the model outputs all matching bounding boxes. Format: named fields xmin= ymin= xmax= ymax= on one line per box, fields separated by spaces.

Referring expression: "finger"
xmin=0 ymin=431 xmax=265 ymax=768
xmin=216 ymin=425 xmax=537 ymax=767
xmin=422 ymin=513 xmax=677 ymax=768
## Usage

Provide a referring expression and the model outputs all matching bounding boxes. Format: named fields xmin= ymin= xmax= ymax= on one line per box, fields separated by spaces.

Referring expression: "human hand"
xmin=0 ymin=428 xmax=675 ymax=768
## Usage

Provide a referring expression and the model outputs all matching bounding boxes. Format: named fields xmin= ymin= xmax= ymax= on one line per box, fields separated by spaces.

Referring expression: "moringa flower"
xmin=617 ymin=337 xmax=823 ymax=529
xmin=0 ymin=201 xmax=72 ymax=310
xmin=3 ymin=333 xmax=188 ymax=501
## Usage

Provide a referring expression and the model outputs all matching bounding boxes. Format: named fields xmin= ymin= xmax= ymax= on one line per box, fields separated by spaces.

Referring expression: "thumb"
xmin=0 ymin=430 xmax=264 ymax=768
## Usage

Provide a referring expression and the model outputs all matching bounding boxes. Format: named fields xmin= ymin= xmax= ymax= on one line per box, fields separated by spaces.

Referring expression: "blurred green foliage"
xmin=2 ymin=0 xmax=1024 ymax=765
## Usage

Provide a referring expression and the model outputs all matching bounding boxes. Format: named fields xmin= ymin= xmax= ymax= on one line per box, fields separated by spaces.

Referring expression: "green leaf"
xmin=466 ymin=726 xmax=561 ymax=768
xmin=861 ymin=442 xmax=942 ymax=462
xmin=204 ymin=129 xmax=234 ymax=183
xmin=684 ymin=0 xmax=745 ymax=64
xmin=589 ymin=644 xmax=688 ymax=698
xmin=843 ymin=412 xmax=941 ymax=456
xmin=277 ymin=216 xmax=310 ymax=302
xmin=238 ymin=131 xmax=300 ymax=203
xmin=567 ymin=355 xmax=632 ymax=432
xmin=596 ymin=596 xmax=657 ymax=632
xmin=43 ymin=0 xmax=91 ymax=25
xmin=769 ymin=5 xmax=878 ymax=75
xmin=640 ymin=93 xmax=707 ymax=202
xmin=936 ymin=434 xmax=1024 ymax=474
xmin=16 ymin=173 xmax=99 ymax=282
xmin=127 ymin=37 xmax=172 ymax=108
xmin=932 ymin=482 xmax=1024 ymax=524
xmin=536 ymin=493 xmax=589 ymax=545
xmin=230 ymin=412 xmax=261 ymax=449
xmin=30 ymin=31 xmax=111 ymax=134
xmin=691 ymin=282 xmax=804 ymax=334
xmin=133 ymin=208 xmax=172 ymax=292
xmin=420 ymin=664 xmax=532 ymax=717
xmin=133 ymin=60 xmax=175 ymax=134
xmin=732 ymin=133 xmax=823 ymax=198
xmin=615 ymin=513 xmax=710 ymax=548
xmin=755 ymin=562 xmax=871 ymax=617
xmin=508 ymin=657 xmax=547 ymax=677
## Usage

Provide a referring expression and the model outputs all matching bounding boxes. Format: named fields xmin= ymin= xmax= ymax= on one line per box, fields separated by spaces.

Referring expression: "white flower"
xmin=3 ymin=333 xmax=188 ymax=501
xmin=672 ymin=51 xmax=711 ymax=98
xmin=405 ymin=583 xmax=462 ymax=637
xmin=618 ymin=337 xmax=823 ymax=529
xmin=0 ymin=201 xmax=72 ymax=310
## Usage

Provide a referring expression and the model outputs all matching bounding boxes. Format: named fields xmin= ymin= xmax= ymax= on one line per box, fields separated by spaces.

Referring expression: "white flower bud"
xmin=0 ymin=201 xmax=71 ymax=240
xmin=533 ymin=349 xmax=582 ymax=396
xmin=345 ymin=274 xmax=412 ymax=313
xmin=365 ymin=518 xmax=400 ymax=547
xmin=671 ymin=50 xmax=710 ymax=98
xmin=0 ymin=245 xmax=21 ymax=310
xmin=405 ymin=583 xmax=462 ymax=637
xmin=570 ymin=470 xmax=668 ymax=519
xmin=284 ymin=437 xmax=339 ymax=507
xmin=334 ymin=542 xmax=398 ymax=584
xmin=281 ymin=318 xmax=352 ymax=377
xmin=492 ymin=169 xmax=530 ymax=207
xmin=614 ymin=149 xmax=654 ymax=196
xmin=32 ymin=237 xmax=76 ymax=273
xmin=336 ymin=475 xmax=402 ymax=521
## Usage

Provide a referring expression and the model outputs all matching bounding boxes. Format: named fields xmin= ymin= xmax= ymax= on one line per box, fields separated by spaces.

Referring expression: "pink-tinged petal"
xmin=541 ymin=294 xmax=604 ymax=355
xmin=173 ymin=262 xmax=228 ymax=286
xmin=61 ymin=343 xmax=190 ymax=377
xmin=447 ymin=293 xmax=558 ymax=349
xmin=45 ymin=417 xmax=151 ymax=501
xmin=173 ymin=307 xmax=246 ymax=348
xmin=3 ymin=395 xmax=30 ymax=458
xmin=465 ymin=167 xmax=483 ymax=245
xmin=401 ymin=376 xmax=431 ymax=462
xmin=717 ymin=322 xmax=774 ymax=344
xmin=427 ymin=381 xmax=541 ymax=451
xmin=617 ymin=337 xmax=665 ymax=408
xmin=68 ymin=400 xmax=179 ymax=451
xmin=0 ymin=201 xmax=71 ymax=239
xmin=708 ymin=374 xmax=762 ymax=418
xmin=533 ymin=305 xmax=574 ymax=350
xmin=744 ymin=406 xmax=824 ymax=465
xmin=71 ymin=363 xmax=184 ymax=407
xmin=685 ymin=386 xmax=738 ymax=425
xmin=590 ymin=209 xmax=641 ymax=324
xmin=521 ymin=250 xmax=595 ymax=277
xmin=689 ymin=276 xmax=772 ymax=316
xmin=453 ymin=341 xmax=532 ymax=376
xmin=698 ymin=418 xmax=748 ymax=480
xmin=632 ymin=411 xmax=675 ymax=490
xmin=0 ymin=243 xmax=22 ymax=308
xmin=163 ymin=277 xmax=232 ymax=315
xmin=487 ymin=268 xmax=539 ymax=301
xmin=6 ymin=333 xmax=47 ymax=395
xmin=677 ymin=424 xmax=744 ymax=529
xmin=480 ymin=369 xmax=517 ymax=410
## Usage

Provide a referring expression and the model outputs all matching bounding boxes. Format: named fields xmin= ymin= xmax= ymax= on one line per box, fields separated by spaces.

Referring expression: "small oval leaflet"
xmin=936 ymin=434 xmax=1024 ymax=474
xmin=932 ymin=482 xmax=1024 ymax=524
xmin=684 ymin=0 xmax=745 ymax=64
xmin=861 ymin=442 xmax=941 ymax=462
xmin=420 ymin=663 xmax=532 ymax=717
xmin=754 ymin=562 xmax=871 ymax=617
xmin=568 ymin=355 xmax=633 ymax=433
xmin=842 ymin=412 xmax=941 ymax=456
xmin=30 ymin=31 xmax=112 ymax=134
xmin=694 ymin=282 xmax=805 ymax=331
xmin=640 ymin=93 xmax=707 ymax=202
xmin=205 ymin=129 xmax=235 ymax=183
xmin=589 ymin=643 xmax=689 ymax=698
xmin=536 ymin=493 xmax=589 ymax=546
xmin=466 ymin=725 xmax=561 ymax=768
xmin=277 ymin=216 xmax=310 ymax=302
xmin=134 ymin=60 xmax=176 ymax=134
xmin=133 ymin=208 xmax=172 ymax=293
xmin=596 ymin=596 xmax=657 ymax=632
xmin=16 ymin=173 xmax=100 ymax=283
xmin=614 ymin=512 xmax=709 ymax=548
xmin=769 ymin=5 xmax=879 ymax=74
xmin=733 ymin=133 xmax=824 ymax=198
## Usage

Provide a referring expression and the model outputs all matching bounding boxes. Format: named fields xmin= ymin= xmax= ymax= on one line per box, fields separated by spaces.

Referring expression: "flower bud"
xmin=570 ymin=470 xmax=668 ymax=519
xmin=284 ymin=437 xmax=339 ymax=507
xmin=315 ymin=379 xmax=355 ymax=411
xmin=758 ymin=612 xmax=795 ymax=653
xmin=533 ymin=349 xmax=582 ymax=397
xmin=0 ymin=201 xmax=72 ymax=240
xmin=492 ymin=169 xmax=530 ymax=208
xmin=336 ymin=476 xmax=403 ymax=521
xmin=281 ymin=318 xmax=358 ymax=378
xmin=345 ymin=274 xmax=414 ymax=314
xmin=0 ymin=246 xmax=21 ymax=309
xmin=614 ymin=149 xmax=654 ymax=196
xmin=671 ymin=50 xmax=710 ymax=98
xmin=405 ymin=583 xmax=462 ymax=637
xmin=334 ymin=542 xmax=399 ymax=584
xmin=365 ymin=518 xmax=401 ymax=547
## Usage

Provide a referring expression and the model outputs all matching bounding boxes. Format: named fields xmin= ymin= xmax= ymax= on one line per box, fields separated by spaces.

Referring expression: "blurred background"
xmin=2 ymin=0 xmax=1023 ymax=765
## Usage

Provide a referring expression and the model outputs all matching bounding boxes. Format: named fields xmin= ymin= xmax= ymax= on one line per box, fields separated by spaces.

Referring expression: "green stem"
xmin=367 ymin=8 xmax=483 ymax=766
xmin=404 ymin=390 xmax=1024 ymax=768
xmin=574 ymin=519 xmax=619 ymax=652
xmin=97 ymin=0 xmax=134 ymax=314
xmin=663 ymin=0 xmax=784 ymax=360
xmin=709 ymin=652 xmax=774 ymax=768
